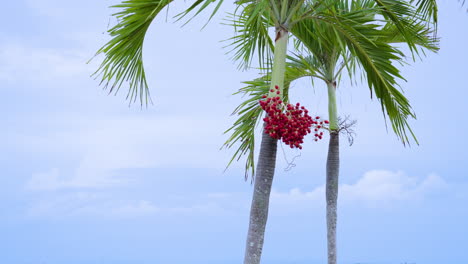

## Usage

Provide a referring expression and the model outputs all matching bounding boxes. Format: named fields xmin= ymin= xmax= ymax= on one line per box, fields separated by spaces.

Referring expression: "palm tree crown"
xmin=224 ymin=0 xmax=438 ymax=179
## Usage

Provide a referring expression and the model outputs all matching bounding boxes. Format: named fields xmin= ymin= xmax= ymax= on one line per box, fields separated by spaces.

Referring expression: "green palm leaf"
xmin=92 ymin=0 xmax=172 ymax=105
xmin=175 ymin=0 xmax=224 ymax=26
xmin=292 ymin=9 xmax=420 ymax=144
xmin=225 ymin=0 xmax=440 ymax=177
xmin=224 ymin=0 xmax=274 ymax=70
xmin=411 ymin=0 xmax=438 ymax=24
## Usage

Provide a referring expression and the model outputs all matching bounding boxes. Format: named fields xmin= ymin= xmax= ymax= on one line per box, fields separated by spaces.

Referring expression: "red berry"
xmin=259 ymin=98 xmax=324 ymax=148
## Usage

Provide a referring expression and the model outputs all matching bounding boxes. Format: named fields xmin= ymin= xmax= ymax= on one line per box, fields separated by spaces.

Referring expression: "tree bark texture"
xmin=243 ymin=131 xmax=278 ymax=264
xmin=326 ymin=131 xmax=340 ymax=264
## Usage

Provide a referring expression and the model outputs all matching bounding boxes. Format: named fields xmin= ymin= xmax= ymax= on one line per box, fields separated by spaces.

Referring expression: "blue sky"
xmin=1 ymin=1 xmax=468 ymax=264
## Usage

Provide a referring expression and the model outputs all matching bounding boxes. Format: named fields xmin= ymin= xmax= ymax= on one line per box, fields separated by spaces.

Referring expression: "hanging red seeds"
xmin=259 ymin=88 xmax=329 ymax=149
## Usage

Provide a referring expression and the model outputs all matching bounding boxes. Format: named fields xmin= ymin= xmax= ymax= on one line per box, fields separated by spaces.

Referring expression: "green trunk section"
xmin=327 ymin=81 xmax=338 ymax=131
xmin=268 ymin=29 xmax=288 ymax=97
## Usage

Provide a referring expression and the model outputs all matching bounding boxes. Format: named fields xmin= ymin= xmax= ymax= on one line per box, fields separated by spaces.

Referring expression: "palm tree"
xmin=294 ymin=5 xmax=438 ymax=264
xmin=92 ymin=1 xmax=439 ymax=264
xmin=224 ymin=1 xmax=439 ymax=264
xmin=290 ymin=25 xmax=437 ymax=264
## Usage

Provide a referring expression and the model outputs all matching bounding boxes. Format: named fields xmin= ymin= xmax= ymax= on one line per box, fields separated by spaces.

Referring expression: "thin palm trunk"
xmin=243 ymin=130 xmax=278 ymax=264
xmin=326 ymin=81 xmax=339 ymax=264
xmin=243 ymin=28 xmax=288 ymax=264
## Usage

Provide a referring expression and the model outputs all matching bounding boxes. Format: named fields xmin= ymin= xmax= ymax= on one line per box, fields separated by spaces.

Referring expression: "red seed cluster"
xmin=259 ymin=85 xmax=328 ymax=149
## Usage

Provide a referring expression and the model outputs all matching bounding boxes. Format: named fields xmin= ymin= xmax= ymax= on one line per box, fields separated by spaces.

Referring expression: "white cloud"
xmin=27 ymin=193 xmax=161 ymax=218
xmin=24 ymin=170 xmax=453 ymax=219
xmin=0 ymin=42 xmax=95 ymax=82
xmin=25 ymin=167 xmax=129 ymax=191
xmin=272 ymin=186 xmax=324 ymax=203
xmin=26 ymin=168 xmax=62 ymax=190
xmin=26 ymin=191 xmax=105 ymax=217
xmin=271 ymin=170 xmax=448 ymax=208
xmin=340 ymin=170 xmax=447 ymax=204
xmin=26 ymin=193 xmax=229 ymax=219
xmin=23 ymin=113 xmax=231 ymax=190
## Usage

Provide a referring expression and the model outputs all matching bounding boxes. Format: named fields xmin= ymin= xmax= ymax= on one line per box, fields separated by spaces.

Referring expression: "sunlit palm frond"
xmin=291 ymin=6 xmax=376 ymax=74
xmin=410 ymin=0 xmax=438 ymax=24
xmin=224 ymin=0 xmax=274 ymax=70
xmin=377 ymin=18 xmax=439 ymax=58
xmin=92 ymin=0 xmax=173 ymax=105
xmin=374 ymin=0 xmax=427 ymax=50
xmin=293 ymin=9 xmax=417 ymax=144
xmin=333 ymin=18 xmax=417 ymax=144
xmin=175 ymin=0 xmax=224 ymax=26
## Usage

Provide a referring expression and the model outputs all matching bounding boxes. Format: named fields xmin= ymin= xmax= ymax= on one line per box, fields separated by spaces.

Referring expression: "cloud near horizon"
xmin=271 ymin=170 xmax=448 ymax=209
xmin=24 ymin=169 xmax=450 ymax=219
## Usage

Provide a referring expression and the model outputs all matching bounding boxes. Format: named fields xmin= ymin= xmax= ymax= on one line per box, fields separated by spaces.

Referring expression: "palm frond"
xmin=377 ymin=18 xmax=439 ymax=59
xmin=410 ymin=0 xmax=438 ymax=24
xmin=373 ymin=0 xmax=426 ymax=50
xmin=175 ymin=0 xmax=224 ymax=27
xmin=224 ymin=0 xmax=274 ymax=70
xmin=334 ymin=18 xmax=416 ymax=144
xmin=292 ymin=9 xmax=418 ymax=144
xmin=92 ymin=0 xmax=173 ymax=105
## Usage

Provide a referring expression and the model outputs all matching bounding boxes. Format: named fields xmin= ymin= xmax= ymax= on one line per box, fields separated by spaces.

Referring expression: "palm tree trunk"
xmin=243 ymin=28 xmax=288 ymax=264
xmin=243 ymin=131 xmax=278 ymax=264
xmin=326 ymin=130 xmax=339 ymax=264
xmin=326 ymin=81 xmax=339 ymax=264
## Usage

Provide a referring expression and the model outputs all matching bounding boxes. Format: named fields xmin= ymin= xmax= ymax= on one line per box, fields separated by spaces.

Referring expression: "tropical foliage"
xmin=92 ymin=1 xmax=440 ymax=264
xmin=223 ymin=0 xmax=439 ymax=179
